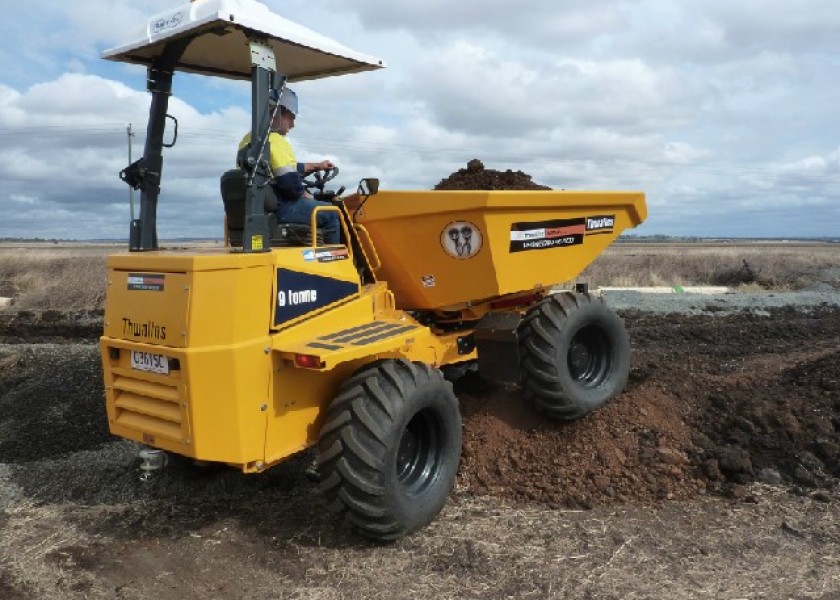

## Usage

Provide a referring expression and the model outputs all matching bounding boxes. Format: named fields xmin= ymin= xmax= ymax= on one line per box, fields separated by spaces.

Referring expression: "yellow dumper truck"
xmin=100 ymin=0 xmax=647 ymax=540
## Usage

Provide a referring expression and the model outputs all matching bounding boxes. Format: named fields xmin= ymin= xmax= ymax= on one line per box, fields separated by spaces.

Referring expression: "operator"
xmin=238 ymin=87 xmax=341 ymax=244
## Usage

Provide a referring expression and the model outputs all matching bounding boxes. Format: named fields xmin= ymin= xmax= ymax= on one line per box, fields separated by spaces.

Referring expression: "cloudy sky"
xmin=1 ymin=0 xmax=838 ymax=240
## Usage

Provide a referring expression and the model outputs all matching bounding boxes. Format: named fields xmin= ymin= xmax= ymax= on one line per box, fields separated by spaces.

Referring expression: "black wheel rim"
xmin=567 ymin=324 xmax=610 ymax=388
xmin=396 ymin=408 xmax=443 ymax=495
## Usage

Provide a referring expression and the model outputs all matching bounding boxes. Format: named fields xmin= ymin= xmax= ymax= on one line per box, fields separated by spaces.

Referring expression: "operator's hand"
xmin=316 ymin=159 xmax=335 ymax=171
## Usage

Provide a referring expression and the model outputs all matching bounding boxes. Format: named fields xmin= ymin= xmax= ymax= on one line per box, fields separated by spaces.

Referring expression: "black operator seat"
xmin=219 ymin=169 xmax=323 ymax=247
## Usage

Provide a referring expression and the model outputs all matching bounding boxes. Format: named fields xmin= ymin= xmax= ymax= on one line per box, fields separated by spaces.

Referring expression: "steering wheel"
xmin=303 ymin=166 xmax=339 ymax=194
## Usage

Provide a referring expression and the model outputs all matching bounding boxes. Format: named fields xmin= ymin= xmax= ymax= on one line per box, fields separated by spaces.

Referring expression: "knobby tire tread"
xmin=318 ymin=359 xmax=457 ymax=540
xmin=519 ymin=292 xmax=628 ymax=420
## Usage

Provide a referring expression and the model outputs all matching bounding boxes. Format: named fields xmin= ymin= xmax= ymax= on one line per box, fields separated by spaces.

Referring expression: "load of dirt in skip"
xmin=434 ymin=159 xmax=551 ymax=191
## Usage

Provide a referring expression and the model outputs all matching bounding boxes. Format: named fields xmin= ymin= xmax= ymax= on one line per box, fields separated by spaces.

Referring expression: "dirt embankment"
xmin=459 ymin=307 xmax=840 ymax=508
xmin=0 ymin=311 xmax=101 ymax=344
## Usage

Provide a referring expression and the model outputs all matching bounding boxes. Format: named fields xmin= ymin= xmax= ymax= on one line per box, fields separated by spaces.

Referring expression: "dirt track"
xmin=1 ymin=302 xmax=839 ymax=599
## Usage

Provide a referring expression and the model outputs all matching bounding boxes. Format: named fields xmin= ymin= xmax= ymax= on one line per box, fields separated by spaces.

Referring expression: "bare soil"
xmin=1 ymin=305 xmax=839 ymax=599
xmin=460 ymin=306 xmax=840 ymax=508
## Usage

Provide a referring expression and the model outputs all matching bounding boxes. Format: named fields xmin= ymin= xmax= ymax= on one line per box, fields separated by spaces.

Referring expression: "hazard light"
xmin=294 ymin=354 xmax=323 ymax=369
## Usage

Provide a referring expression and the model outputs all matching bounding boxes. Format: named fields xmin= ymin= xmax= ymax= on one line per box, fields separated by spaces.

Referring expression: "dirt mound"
xmin=434 ymin=159 xmax=551 ymax=191
xmin=457 ymin=307 xmax=840 ymax=508
xmin=457 ymin=376 xmax=702 ymax=509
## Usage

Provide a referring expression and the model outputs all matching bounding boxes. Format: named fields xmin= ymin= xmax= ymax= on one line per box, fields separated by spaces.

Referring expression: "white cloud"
xmin=0 ymin=0 xmax=838 ymax=239
xmin=0 ymin=72 xmax=250 ymax=239
xmin=320 ymin=0 xmax=626 ymax=48
xmin=10 ymin=194 xmax=37 ymax=205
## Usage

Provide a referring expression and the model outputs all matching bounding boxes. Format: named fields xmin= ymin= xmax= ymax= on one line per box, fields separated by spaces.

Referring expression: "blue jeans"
xmin=276 ymin=197 xmax=340 ymax=244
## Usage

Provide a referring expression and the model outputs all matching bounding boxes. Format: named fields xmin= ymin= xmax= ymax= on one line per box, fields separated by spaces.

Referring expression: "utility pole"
xmin=127 ymin=124 xmax=135 ymax=221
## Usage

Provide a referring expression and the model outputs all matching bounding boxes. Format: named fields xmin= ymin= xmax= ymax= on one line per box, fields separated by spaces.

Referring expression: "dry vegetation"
xmin=582 ymin=242 xmax=840 ymax=290
xmin=0 ymin=241 xmax=838 ymax=312
xmin=0 ymin=248 xmax=109 ymax=312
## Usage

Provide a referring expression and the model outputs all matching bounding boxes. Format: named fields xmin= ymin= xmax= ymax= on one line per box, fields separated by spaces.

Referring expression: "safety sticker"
xmin=509 ymin=214 xmax=617 ymax=252
xmin=441 ymin=221 xmax=483 ymax=259
xmin=509 ymin=218 xmax=585 ymax=252
xmin=302 ymin=247 xmax=349 ymax=263
xmin=127 ymin=273 xmax=165 ymax=292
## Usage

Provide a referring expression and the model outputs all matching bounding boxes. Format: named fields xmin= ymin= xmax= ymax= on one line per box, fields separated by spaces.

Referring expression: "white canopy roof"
xmin=101 ymin=0 xmax=385 ymax=81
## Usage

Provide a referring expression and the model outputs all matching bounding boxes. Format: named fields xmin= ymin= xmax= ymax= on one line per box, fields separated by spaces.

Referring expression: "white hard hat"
xmin=270 ymin=87 xmax=298 ymax=116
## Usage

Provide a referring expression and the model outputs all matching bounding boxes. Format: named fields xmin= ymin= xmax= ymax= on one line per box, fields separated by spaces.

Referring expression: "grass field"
xmin=0 ymin=240 xmax=838 ymax=311
xmin=582 ymin=241 xmax=840 ymax=290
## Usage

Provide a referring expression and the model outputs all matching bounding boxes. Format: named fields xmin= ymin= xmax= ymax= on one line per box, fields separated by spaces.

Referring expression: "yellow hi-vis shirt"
xmin=239 ymin=131 xmax=306 ymax=201
xmin=238 ymin=131 xmax=297 ymax=178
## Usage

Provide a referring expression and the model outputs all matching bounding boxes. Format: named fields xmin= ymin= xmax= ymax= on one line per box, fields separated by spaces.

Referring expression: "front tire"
xmin=519 ymin=292 xmax=631 ymax=420
xmin=318 ymin=359 xmax=462 ymax=541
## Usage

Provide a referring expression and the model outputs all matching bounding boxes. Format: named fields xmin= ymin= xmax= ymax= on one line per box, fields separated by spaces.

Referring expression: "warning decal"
xmin=127 ymin=273 xmax=165 ymax=292
xmin=509 ymin=218 xmax=585 ymax=252
xmin=509 ymin=213 xmax=617 ymax=252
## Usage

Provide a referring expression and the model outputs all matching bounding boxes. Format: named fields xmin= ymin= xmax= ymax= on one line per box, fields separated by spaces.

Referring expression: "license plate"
xmin=130 ymin=350 xmax=169 ymax=374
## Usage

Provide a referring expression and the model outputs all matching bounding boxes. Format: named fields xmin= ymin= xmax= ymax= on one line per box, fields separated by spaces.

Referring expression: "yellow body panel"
xmin=350 ymin=190 xmax=647 ymax=310
xmin=100 ymin=245 xmax=453 ymax=471
xmin=264 ymin=282 xmax=448 ymax=465
xmin=102 ymin=249 xmax=280 ymax=466
xmin=104 ymin=250 xmax=275 ymax=347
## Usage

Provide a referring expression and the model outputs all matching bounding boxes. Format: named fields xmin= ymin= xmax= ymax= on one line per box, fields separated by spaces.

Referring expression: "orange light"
xmin=294 ymin=354 xmax=323 ymax=368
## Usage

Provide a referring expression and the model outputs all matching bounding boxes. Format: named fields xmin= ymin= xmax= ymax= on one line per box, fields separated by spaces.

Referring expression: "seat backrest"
xmin=219 ymin=169 xmax=277 ymax=246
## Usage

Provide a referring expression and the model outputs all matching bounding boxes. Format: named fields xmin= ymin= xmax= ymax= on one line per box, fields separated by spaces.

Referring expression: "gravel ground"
xmin=600 ymin=288 xmax=840 ymax=316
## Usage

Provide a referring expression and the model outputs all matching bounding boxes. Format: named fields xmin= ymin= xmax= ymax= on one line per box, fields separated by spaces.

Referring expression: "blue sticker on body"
xmin=274 ymin=268 xmax=358 ymax=326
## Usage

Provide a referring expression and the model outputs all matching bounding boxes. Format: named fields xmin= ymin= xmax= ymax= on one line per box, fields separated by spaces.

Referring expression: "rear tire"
xmin=519 ymin=292 xmax=630 ymax=420
xmin=317 ymin=359 xmax=462 ymax=541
